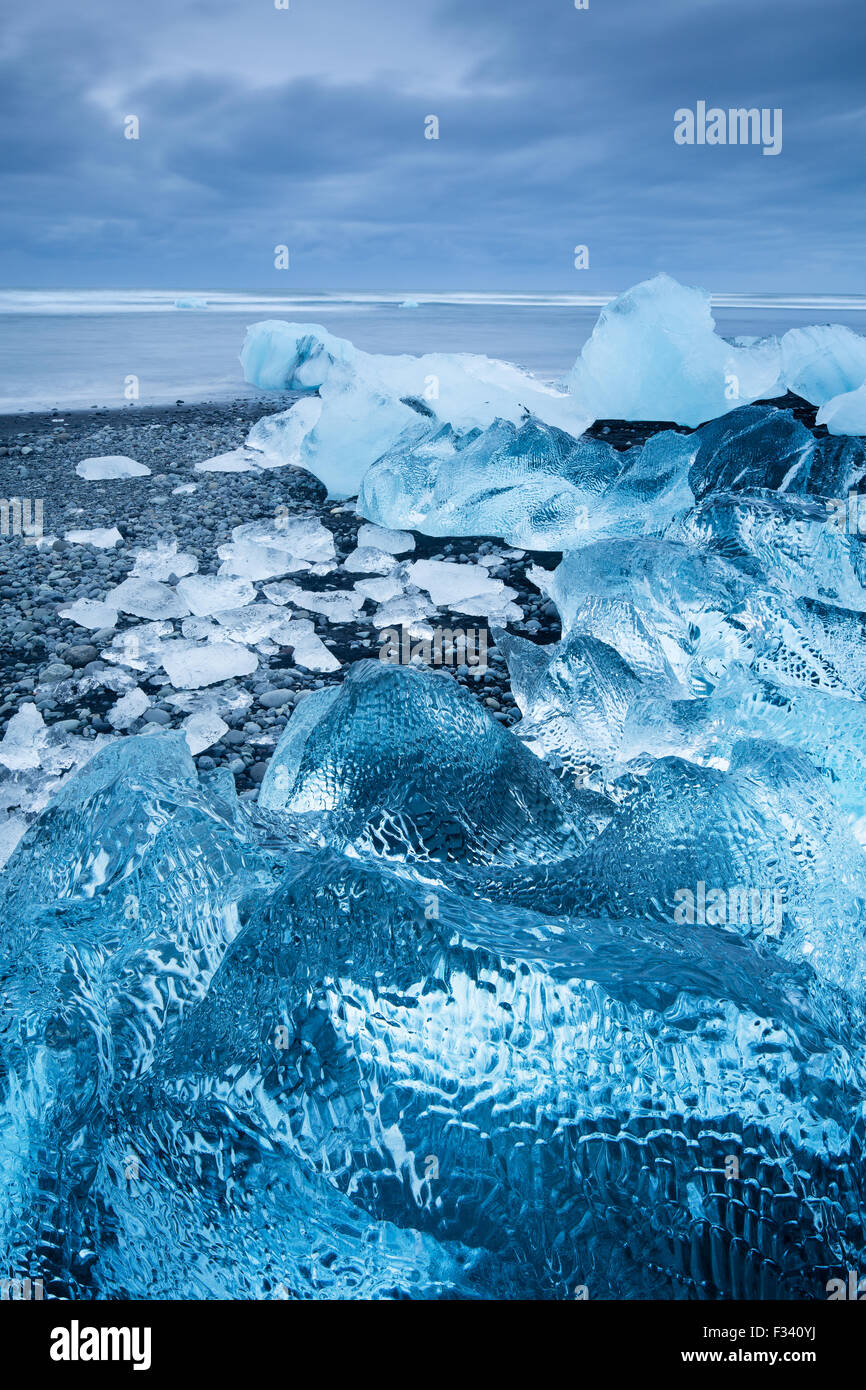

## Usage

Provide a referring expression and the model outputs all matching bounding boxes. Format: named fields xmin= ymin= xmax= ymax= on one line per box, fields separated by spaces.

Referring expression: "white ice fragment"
xmin=194 ymin=448 xmax=260 ymax=473
xmin=0 ymin=703 xmax=47 ymax=770
xmin=75 ymin=455 xmax=151 ymax=480
xmin=371 ymin=594 xmax=436 ymax=630
xmin=102 ymin=621 xmax=175 ymax=672
xmin=160 ymin=640 xmax=259 ymax=689
xmin=213 ymin=603 xmax=294 ymax=644
xmin=356 ymin=523 xmax=415 ymax=555
xmin=343 ymin=546 xmax=398 ymax=574
xmin=65 ymin=527 xmax=123 ymax=548
xmin=58 ymin=598 xmax=118 ymax=630
xmin=232 ymin=516 xmax=336 ymax=562
xmin=172 ymin=482 xmax=198 ymax=495
xmin=175 ymin=574 xmax=256 ymax=616
xmin=817 ymin=382 xmax=866 ymax=437
xmin=406 ymin=558 xmax=521 ymax=620
xmin=105 ymin=578 xmax=191 ymax=620
xmin=353 ymin=572 xmax=406 ymax=604
xmin=262 ymin=582 xmax=364 ymax=622
xmin=107 ymin=688 xmax=151 ymax=730
xmin=280 ymin=619 xmax=341 ymax=672
xmin=131 ymin=539 xmax=198 ymax=581
xmin=182 ymin=710 xmax=229 ymax=754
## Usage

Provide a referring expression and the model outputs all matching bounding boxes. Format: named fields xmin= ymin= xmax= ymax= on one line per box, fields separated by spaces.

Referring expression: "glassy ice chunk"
xmin=568 ymin=275 xmax=783 ymax=426
xmin=194 ymin=448 xmax=260 ymax=473
xmin=57 ymin=598 xmax=118 ymax=630
xmin=75 ymin=455 xmax=151 ymax=480
xmin=262 ymin=582 xmax=364 ymax=623
xmin=0 ymin=703 xmax=47 ymax=770
xmin=233 ymin=516 xmax=335 ymax=562
xmin=688 ymin=406 xmax=817 ymax=499
xmin=406 ymin=559 xmax=521 ymax=621
xmin=241 ymin=321 xmax=590 ymax=497
xmin=356 ymin=523 xmax=415 ymax=554
xmin=161 ymin=640 xmax=259 ymax=689
xmin=259 ymin=661 xmax=586 ymax=864
xmin=182 ymin=710 xmax=229 ymax=754
xmin=131 ymin=539 xmax=199 ymax=580
xmin=107 ymin=687 xmax=150 ymax=730
xmin=279 ymin=620 xmax=340 ymax=672
xmin=65 ymin=527 xmax=123 ymax=548
xmin=176 ymin=575 xmax=256 ymax=616
xmin=104 ymin=579 xmax=190 ymax=620
xmin=343 ymin=546 xmax=398 ymax=574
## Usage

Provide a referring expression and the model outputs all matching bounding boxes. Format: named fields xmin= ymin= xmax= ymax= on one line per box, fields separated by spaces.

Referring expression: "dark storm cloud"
xmin=0 ymin=0 xmax=862 ymax=289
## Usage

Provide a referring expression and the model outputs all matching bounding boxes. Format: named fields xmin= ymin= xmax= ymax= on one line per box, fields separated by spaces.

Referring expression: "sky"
xmin=0 ymin=0 xmax=863 ymax=293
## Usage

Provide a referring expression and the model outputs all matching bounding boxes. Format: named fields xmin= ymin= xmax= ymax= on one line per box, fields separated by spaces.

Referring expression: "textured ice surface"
xmin=568 ymin=275 xmax=783 ymax=426
xmin=75 ymin=455 xmax=151 ymax=480
xmin=4 ymin=663 xmax=866 ymax=1300
xmin=0 ymin=703 xmax=47 ymax=770
xmin=359 ymin=416 xmax=698 ymax=551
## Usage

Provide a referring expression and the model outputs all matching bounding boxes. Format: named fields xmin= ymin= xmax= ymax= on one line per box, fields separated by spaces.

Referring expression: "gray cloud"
xmin=1 ymin=0 xmax=862 ymax=289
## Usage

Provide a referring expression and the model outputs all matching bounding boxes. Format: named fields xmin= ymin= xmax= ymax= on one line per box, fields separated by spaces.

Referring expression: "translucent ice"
xmin=357 ymin=522 xmax=415 ymax=554
xmin=262 ymin=581 xmax=364 ymax=623
xmin=106 ymin=578 xmax=191 ymax=621
xmin=406 ymin=559 xmax=521 ymax=621
xmin=131 ymin=539 xmax=198 ymax=581
xmin=75 ymin=455 xmax=151 ymax=480
xmin=57 ymin=598 xmax=118 ymax=630
xmin=817 ymin=381 xmax=866 ymax=437
xmin=780 ymin=324 xmax=866 ymax=406
xmin=359 ymin=416 xmax=697 ymax=551
xmin=0 ymin=703 xmax=47 ymax=770
xmin=241 ymin=321 xmax=589 ymax=496
xmin=176 ymin=574 xmax=256 ymax=617
xmin=568 ymin=275 xmax=783 ymax=426
xmin=160 ymin=639 xmax=259 ymax=689
xmin=107 ymin=687 xmax=150 ymax=730
xmin=65 ymin=527 xmax=123 ymax=548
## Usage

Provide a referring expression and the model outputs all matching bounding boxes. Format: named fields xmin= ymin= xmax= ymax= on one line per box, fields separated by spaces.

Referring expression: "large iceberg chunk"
xmin=780 ymin=323 xmax=866 ymax=406
xmin=568 ymin=274 xmax=783 ymax=426
xmin=241 ymin=321 xmax=591 ymax=497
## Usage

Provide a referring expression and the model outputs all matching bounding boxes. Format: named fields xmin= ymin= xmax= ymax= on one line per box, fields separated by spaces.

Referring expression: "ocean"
xmin=2 ymin=288 xmax=866 ymax=414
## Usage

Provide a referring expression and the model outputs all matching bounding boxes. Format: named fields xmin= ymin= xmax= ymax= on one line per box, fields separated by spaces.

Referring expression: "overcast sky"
xmin=1 ymin=0 xmax=862 ymax=292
